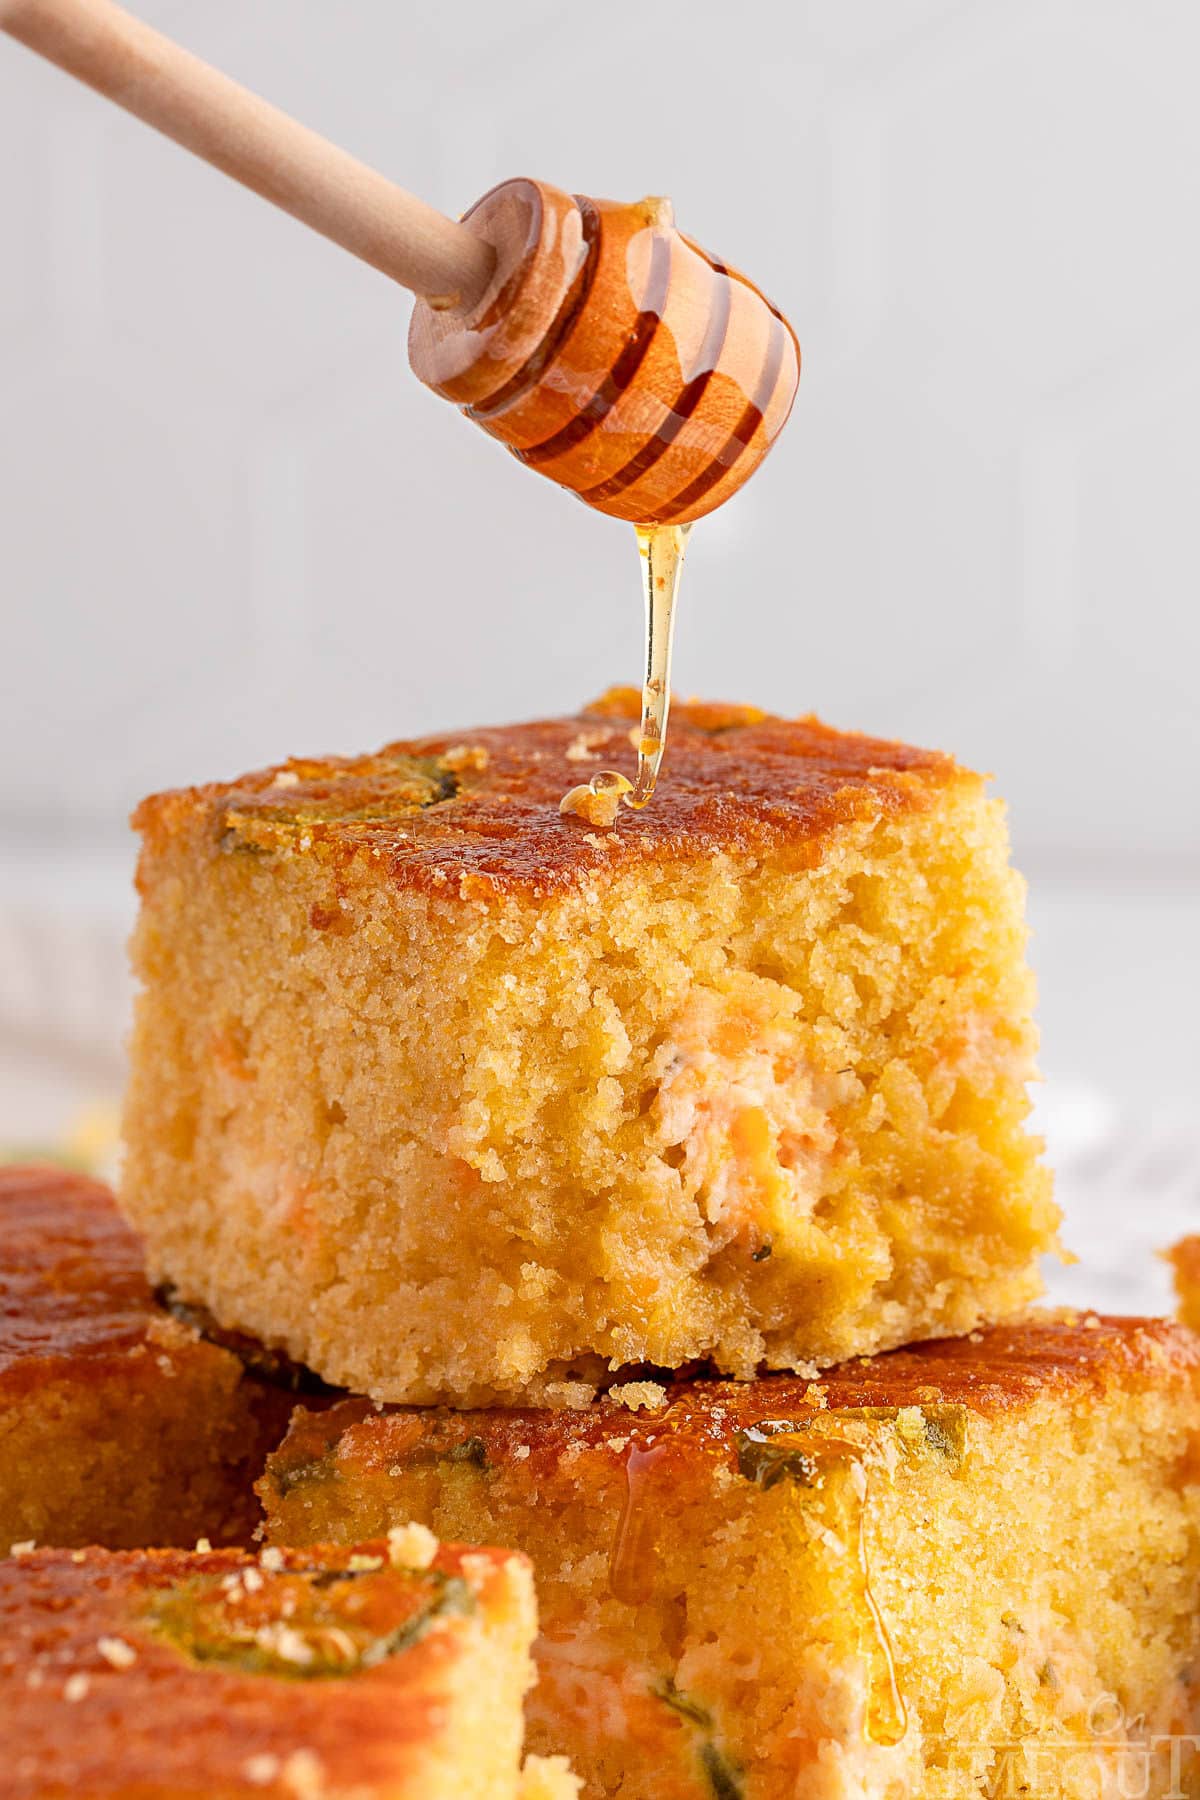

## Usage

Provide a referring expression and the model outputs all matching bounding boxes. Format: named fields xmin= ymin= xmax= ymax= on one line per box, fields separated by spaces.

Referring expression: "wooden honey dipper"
xmin=2 ymin=0 xmax=800 ymax=527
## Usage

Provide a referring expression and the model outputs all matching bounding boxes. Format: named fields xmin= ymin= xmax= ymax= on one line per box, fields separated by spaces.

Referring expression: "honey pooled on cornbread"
xmin=2 ymin=1539 xmax=577 ymax=1799
xmin=122 ymin=688 xmax=1057 ymax=1405
xmin=0 ymin=1164 xmax=295 ymax=1556
xmin=261 ymin=1316 xmax=1200 ymax=1800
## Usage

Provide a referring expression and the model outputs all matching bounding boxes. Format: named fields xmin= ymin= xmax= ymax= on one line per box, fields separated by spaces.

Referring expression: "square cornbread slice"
xmin=122 ymin=689 xmax=1056 ymax=1405
xmin=0 ymin=1163 xmax=295 ymax=1554
xmin=2 ymin=1540 xmax=577 ymax=1799
xmin=261 ymin=1317 xmax=1200 ymax=1800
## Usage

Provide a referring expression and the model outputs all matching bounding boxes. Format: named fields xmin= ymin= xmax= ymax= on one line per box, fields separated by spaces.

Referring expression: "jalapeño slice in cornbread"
xmin=123 ymin=689 xmax=1056 ymax=1405
xmin=261 ymin=1317 xmax=1200 ymax=1800
xmin=2 ymin=1540 xmax=577 ymax=1799
xmin=0 ymin=1164 xmax=295 ymax=1556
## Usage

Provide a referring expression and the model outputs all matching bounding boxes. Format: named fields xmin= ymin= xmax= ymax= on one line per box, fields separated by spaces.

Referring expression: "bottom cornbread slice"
xmin=261 ymin=1317 xmax=1200 ymax=1800
xmin=0 ymin=1165 xmax=300 ymax=1554
xmin=2 ymin=1540 xmax=578 ymax=1799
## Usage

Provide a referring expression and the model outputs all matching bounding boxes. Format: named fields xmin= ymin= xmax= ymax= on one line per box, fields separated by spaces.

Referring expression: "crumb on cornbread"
xmin=261 ymin=1316 xmax=1200 ymax=1799
xmin=122 ymin=689 xmax=1057 ymax=1405
xmin=2 ymin=1541 xmax=575 ymax=1799
xmin=1170 ymin=1237 xmax=1200 ymax=1333
xmin=0 ymin=1164 xmax=295 ymax=1555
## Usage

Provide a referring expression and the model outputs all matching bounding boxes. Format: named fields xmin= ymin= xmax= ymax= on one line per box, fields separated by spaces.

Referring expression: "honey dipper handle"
xmin=1 ymin=0 xmax=496 ymax=309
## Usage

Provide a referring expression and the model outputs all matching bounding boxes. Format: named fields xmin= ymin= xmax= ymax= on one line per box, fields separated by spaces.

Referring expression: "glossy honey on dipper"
xmin=409 ymin=180 xmax=800 ymax=527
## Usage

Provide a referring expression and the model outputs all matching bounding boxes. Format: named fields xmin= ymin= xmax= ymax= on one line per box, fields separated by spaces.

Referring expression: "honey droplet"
xmin=559 ymin=769 xmax=633 ymax=828
xmin=609 ymin=1440 xmax=671 ymax=1604
xmin=591 ymin=770 xmax=634 ymax=796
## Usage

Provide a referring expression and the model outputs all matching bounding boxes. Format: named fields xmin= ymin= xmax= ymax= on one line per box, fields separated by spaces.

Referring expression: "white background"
xmin=1 ymin=1 xmax=1197 ymax=1307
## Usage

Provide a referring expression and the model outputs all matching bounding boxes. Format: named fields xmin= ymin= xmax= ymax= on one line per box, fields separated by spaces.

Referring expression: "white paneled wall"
xmin=1 ymin=0 xmax=1199 ymax=867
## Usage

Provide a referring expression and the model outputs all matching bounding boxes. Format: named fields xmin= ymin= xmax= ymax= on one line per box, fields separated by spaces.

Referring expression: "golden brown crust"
xmin=1168 ymin=1236 xmax=1200 ymax=1331
xmin=0 ymin=1165 xmax=299 ymax=1551
xmin=270 ymin=1316 xmax=1200 ymax=1491
xmin=810 ymin=1312 xmax=1199 ymax=1409
xmin=0 ymin=1164 xmax=192 ymax=1391
xmin=1170 ymin=1236 xmax=1200 ymax=1283
xmin=132 ymin=690 xmax=965 ymax=895
xmin=2 ymin=1543 xmax=530 ymax=1797
xmin=0 ymin=1166 xmax=322 ymax=1400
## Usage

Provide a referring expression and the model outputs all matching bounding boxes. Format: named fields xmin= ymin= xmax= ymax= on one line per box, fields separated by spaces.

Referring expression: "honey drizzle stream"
xmin=607 ymin=1428 xmax=908 ymax=1751
xmin=850 ymin=1464 xmax=908 ymax=1747
xmin=627 ymin=522 xmax=691 ymax=808
xmin=780 ymin=1438 xmax=906 ymax=1749
xmin=608 ymin=1441 xmax=670 ymax=1605
xmin=566 ymin=521 xmax=692 ymax=822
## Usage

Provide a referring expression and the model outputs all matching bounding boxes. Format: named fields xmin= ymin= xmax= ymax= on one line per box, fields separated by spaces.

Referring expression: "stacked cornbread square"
xmin=0 ymin=1163 xmax=295 ymax=1555
xmin=121 ymin=689 xmax=1057 ymax=1405
xmin=21 ymin=687 xmax=1185 ymax=1797
xmin=260 ymin=1317 xmax=1200 ymax=1799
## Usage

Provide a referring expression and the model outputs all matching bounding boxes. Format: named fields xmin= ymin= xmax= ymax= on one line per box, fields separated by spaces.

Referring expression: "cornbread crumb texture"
xmin=261 ymin=1317 xmax=1200 ymax=1800
xmin=608 ymin=1380 xmax=668 ymax=1413
xmin=387 ymin=1521 xmax=438 ymax=1569
xmin=0 ymin=1164 xmax=293 ymax=1555
xmin=2 ymin=1542 xmax=547 ymax=1799
xmin=123 ymin=691 xmax=1056 ymax=1405
xmin=520 ymin=1755 xmax=583 ymax=1800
